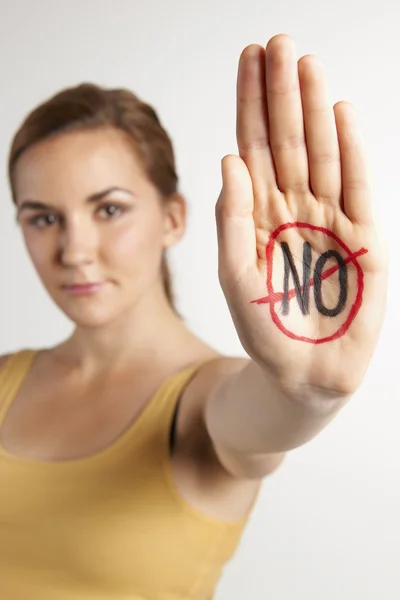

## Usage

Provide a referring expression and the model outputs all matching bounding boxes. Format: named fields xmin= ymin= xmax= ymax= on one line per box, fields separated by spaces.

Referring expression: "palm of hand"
xmin=216 ymin=35 xmax=388 ymax=397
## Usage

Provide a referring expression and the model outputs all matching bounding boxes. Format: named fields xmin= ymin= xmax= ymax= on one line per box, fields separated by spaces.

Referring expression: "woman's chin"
xmin=64 ymin=307 xmax=118 ymax=329
xmin=53 ymin=296 xmax=124 ymax=329
xmin=69 ymin=314 xmax=116 ymax=329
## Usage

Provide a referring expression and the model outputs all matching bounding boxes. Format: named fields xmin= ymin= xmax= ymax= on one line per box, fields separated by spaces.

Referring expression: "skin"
xmin=1 ymin=125 xmax=263 ymax=522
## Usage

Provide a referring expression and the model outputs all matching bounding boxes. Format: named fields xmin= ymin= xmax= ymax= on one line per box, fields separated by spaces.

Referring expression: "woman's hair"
xmin=7 ymin=83 xmax=182 ymax=316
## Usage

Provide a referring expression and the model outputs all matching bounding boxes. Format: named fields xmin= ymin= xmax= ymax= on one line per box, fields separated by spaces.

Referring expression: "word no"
xmin=281 ymin=241 xmax=347 ymax=317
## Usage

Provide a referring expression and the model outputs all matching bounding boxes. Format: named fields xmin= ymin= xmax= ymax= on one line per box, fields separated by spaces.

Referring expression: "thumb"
xmin=216 ymin=154 xmax=256 ymax=280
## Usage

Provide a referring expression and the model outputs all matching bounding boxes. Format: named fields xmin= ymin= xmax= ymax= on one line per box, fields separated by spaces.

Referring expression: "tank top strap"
xmin=162 ymin=356 xmax=216 ymax=409
xmin=0 ymin=350 xmax=38 ymax=422
xmin=146 ymin=356 xmax=217 ymax=442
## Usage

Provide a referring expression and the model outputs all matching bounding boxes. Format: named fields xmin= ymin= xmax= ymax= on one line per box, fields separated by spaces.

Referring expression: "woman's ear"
xmin=162 ymin=193 xmax=187 ymax=249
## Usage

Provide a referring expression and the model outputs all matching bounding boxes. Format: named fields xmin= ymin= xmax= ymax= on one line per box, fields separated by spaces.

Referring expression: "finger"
xmin=298 ymin=55 xmax=342 ymax=206
xmin=266 ymin=34 xmax=309 ymax=194
xmin=236 ymin=44 xmax=278 ymax=197
xmin=334 ymin=101 xmax=374 ymax=226
xmin=215 ymin=155 xmax=257 ymax=281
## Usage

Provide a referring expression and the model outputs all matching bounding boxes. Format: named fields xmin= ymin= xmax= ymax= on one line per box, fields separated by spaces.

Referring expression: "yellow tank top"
xmin=0 ymin=350 xmax=257 ymax=599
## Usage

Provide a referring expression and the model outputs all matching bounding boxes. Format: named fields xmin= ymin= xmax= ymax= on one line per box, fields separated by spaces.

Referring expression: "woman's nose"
xmin=59 ymin=221 xmax=97 ymax=267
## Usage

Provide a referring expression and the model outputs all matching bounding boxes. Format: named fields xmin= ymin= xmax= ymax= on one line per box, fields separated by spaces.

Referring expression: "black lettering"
xmin=281 ymin=243 xmax=348 ymax=317
xmin=281 ymin=241 xmax=312 ymax=316
xmin=314 ymin=250 xmax=347 ymax=317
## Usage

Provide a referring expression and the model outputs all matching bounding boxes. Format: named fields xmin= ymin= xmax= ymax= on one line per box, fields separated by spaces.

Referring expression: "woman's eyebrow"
xmin=17 ymin=187 xmax=135 ymax=215
xmin=86 ymin=186 xmax=135 ymax=203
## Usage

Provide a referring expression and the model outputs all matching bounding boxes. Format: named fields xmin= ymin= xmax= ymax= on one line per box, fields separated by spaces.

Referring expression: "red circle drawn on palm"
xmin=250 ymin=222 xmax=368 ymax=344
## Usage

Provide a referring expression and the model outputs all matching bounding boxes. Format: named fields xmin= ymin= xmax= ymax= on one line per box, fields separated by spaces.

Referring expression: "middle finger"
xmin=266 ymin=35 xmax=309 ymax=194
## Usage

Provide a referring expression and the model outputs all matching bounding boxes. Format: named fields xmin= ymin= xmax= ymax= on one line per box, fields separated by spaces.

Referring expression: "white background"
xmin=0 ymin=1 xmax=399 ymax=598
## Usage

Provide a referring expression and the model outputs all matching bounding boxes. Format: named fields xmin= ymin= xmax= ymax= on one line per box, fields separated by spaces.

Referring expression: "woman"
xmin=0 ymin=33 xmax=388 ymax=598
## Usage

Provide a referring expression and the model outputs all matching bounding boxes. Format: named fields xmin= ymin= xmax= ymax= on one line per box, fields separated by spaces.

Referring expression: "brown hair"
xmin=7 ymin=82 xmax=182 ymax=316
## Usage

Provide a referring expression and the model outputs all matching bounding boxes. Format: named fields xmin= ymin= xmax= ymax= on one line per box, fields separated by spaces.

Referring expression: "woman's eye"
xmin=29 ymin=214 xmax=58 ymax=228
xmin=98 ymin=204 xmax=125 ymax=219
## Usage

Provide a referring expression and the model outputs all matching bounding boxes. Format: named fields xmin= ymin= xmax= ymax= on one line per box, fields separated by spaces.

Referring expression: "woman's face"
xmin=13 ymin=127 xmax=185 ymax=328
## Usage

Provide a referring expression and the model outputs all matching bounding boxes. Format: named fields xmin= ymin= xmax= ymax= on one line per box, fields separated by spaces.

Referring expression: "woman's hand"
xmin=216 ymin=34 xmax=388 ymax=399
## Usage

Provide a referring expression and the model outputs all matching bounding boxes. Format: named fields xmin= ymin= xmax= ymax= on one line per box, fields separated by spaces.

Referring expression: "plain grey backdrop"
xmin=0 ymin=1 xmax=399 ymax=598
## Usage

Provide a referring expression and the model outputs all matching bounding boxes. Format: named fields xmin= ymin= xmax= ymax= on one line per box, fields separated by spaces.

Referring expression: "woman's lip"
xmin=62 ymin=282 xmax=105 ymax=295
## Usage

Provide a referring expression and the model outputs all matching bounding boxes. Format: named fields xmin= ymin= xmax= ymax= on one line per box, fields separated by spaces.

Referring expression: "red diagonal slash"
xmin=251 ymin=247 xmax=368 ymax=306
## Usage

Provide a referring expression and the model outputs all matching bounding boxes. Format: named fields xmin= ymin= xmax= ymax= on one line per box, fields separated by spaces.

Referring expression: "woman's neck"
xmin=53 ymin=287 xmax=194 ymax=377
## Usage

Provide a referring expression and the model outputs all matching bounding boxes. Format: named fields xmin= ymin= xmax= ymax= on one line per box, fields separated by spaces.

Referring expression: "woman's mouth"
xmin=62 ymin=282 xmax=105 ymax=296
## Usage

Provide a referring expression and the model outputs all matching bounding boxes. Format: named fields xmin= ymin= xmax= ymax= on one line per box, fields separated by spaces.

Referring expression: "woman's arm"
xmin=203 ymin=357 xmax=347 ymax=479
xmin=203 ymin=35 xmax=387 ymax=479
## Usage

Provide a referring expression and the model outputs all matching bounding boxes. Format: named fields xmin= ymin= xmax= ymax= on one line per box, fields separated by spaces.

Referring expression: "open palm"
xmin=216 ymin=34 xmax=388 ymax=397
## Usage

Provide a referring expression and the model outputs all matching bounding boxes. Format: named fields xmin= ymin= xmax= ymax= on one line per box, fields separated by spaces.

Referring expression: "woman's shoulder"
xmin=188 ymin=354 xmax=250 ymax=393
xmin=177 ymin=354 xmax=250 ymax=442
xmin=0 ymin=355 xmax=10 ymax=370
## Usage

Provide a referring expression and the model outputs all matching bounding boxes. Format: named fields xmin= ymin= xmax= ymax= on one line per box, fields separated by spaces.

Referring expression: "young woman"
xmin=0 ymin=33 xmax=388 ymax=599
